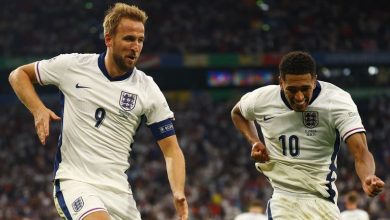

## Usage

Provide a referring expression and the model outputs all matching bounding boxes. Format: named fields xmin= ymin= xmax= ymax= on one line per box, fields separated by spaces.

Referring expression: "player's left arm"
xmin=157 ymin=135 xmax=188 ymax=220
xmin=346 ymin=132 xmax=385 ymax=197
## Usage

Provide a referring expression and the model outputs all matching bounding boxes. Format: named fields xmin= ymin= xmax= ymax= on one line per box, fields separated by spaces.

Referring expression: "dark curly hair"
xmin=279 ymin=51 xmax=316 ymax=80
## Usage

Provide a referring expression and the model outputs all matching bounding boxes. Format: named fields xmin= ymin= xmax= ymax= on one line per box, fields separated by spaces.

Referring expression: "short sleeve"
xmin=144 ymin=79 xmax=174 ymax=125
xmin=330 ymin=91 xmax=365 ymax=141
xmin=239 ymin=91 xmax=257 ymax=120
xmin=35 ymin=54 xmax=75 ymax=87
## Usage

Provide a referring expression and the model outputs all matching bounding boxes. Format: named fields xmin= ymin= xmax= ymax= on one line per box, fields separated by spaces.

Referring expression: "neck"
xmin=104 ymin=50 xmax=127 ymax=78
xmin=346 ymin=204 xmax=357 ymax=210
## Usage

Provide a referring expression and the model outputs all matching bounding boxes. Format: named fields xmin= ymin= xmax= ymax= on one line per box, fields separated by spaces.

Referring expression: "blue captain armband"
xmin=148 ymin=118 xmax=176 ymax=140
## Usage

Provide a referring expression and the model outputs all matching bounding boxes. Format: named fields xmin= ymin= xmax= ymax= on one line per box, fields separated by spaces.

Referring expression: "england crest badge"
xmin=72 ymin=197 xmax=84 ymax=212
xmin=119 ymin=91 xmax=137 ymax=111
xmin=302 ymin=111 xmax=319 ymax=128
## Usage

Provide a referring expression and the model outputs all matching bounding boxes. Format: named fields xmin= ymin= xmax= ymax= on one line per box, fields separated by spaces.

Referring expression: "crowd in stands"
xmin=1 ymin=0 xmax=390 ymax=219
xmin=1 ymin=0 xmax=390 ymax=57
xmin=0 ymin=91 xmax=389 ymax=219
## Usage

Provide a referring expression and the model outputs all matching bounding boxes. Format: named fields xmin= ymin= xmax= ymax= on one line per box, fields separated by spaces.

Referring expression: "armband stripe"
xmin=36 ymin=61 xmax=44 ymax=85
xmin=342 ymin=127 xmax=365 ymax=141
xmin=148 ymin=118 xmax=176 ymax=140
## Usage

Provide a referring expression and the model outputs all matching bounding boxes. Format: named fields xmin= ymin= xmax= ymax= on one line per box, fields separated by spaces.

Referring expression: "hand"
xmin=251 ymin=142 xmax=270 ymax=162
xmin=363 ymin=175 xmax=385 ymax=197
xmin=173 ymin=194 xmax=188 ymax=220
xmin=33 ymin=107 xmax=61 ymax=145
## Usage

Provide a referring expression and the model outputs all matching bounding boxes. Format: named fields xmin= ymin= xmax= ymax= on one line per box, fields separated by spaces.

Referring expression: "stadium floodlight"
xmin=368 ymin=66 xmax=378 ymax=75
xmin=342 ymin=68 xmax=351 ymax=76
xmin=321 ymin=67 xmax=331 ymax=78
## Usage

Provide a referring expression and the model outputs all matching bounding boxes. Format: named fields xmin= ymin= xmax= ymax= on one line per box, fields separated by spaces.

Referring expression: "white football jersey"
xmin=239 ymin=81 xmax=365 ymax=203
xmin=341 ymin=209 xmax=369 ymax=220
xmin=35 ymin=53 xmax=174 ymax=193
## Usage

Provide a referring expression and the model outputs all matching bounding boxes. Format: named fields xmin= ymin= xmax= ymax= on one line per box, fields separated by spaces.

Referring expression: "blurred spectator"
xmin=1 ymin=0 xmax=390 ymax=57
xmin=341 ymin=190 xmax=369 ymax=220
xmin=234 ymin=199 xmax=267 ymax=220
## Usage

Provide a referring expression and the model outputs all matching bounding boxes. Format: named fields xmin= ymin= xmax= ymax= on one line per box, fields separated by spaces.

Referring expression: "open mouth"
xmin=126 ymin=56 xmax=135 ymax=61
xmin=126 ymin=54 xmax=137 ymax=62
xmin=294 ymin=99 xmax=306 ymax=105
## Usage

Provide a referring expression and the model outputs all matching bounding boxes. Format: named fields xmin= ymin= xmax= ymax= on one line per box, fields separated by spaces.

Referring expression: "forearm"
xmin=165 ymin=146 xmax=186 ymax=197
xmin=231 ymin=106 xmax=260 ymax=145
xmin=347 ymin=133 xmax=376 ymax=183
xmin=355 ymin=151 xmax=376 ymax=183
xmin=347 ymin=131 xmax=384 ymax=197
xmin=9 ymin=68 xmax=45 ymax=115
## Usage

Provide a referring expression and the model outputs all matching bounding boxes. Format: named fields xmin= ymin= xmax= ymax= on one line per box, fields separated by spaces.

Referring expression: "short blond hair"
xmin=103 ymin=3 xmax=148 ymax=36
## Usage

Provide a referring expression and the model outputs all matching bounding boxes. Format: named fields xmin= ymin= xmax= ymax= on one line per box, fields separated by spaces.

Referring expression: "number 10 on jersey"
xmin=278 ymin=135 xmax=300 ymax=157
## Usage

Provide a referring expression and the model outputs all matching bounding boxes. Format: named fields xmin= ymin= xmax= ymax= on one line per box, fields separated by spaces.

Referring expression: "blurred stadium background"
xmin=1 ymin=0 xmax=389 ymax=219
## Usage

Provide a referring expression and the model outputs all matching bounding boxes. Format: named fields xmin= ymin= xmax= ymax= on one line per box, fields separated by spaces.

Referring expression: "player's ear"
xmin=312 ymin=74 xmax=317 ymax=88
xmin=104 ymin=33 xmax=113 ymax=47
xmin=279 ymin=75 xmax=283 ymax=89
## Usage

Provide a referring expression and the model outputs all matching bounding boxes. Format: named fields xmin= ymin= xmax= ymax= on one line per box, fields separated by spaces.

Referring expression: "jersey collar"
xmin=280 ymin=81 xmax=322 ymax=110
xmin=98 ymin=52 xmax=134 ymax=81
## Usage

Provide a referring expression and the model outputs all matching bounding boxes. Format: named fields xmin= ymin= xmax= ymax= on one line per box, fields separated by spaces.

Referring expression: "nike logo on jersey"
xmin=263 ymin=116 xmax=275 ymax=121
xmin=75 ymin=83 xmax=90 ymax=89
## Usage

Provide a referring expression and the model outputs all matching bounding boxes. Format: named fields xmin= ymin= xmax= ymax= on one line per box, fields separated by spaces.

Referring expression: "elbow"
xmin=230 ymin=108 xmax=235 ymax=120
xmin=231 ymin=105 xmax=244 ymax=129
xmin=8 ymin=68 xmax=18 ymax=87
xmin=231 ymin=103 xmax=240 ymax=119
xmin=231 ymin=104 xmax=245 ymax=125
xmin=9 ymin=67 xmax=30 ymax=87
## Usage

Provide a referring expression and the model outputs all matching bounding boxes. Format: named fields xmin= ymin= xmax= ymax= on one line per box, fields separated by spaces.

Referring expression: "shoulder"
xmin=133 ymin=68 xmax=165 ymax=99
xmin=255 ymin=84 xmax=280 ymax=93
xmin=316 ymin=81 xmax=357 ymax=109
xmin=243 ymin=84 xmax=280 ymax=100
xmin=239 ymin=85 xmax=279 ymax=114
xmin=234 ymin=213 xmax=250 ymax=220
xmin=132 ymin=68 xmax=158 ymax=88
xmin=69 ymin=53 xmax=99 ymax=65
xmin=319 ymin=80 xmax=351 ymax=99
xmin=51 ymin=53 xmax=97 ymax=60
xmin=355 ymin=209 xmax=369 ymax=217
xmin=235 ymin=212 xmax=267 ymax=220
xmin=245 ymin=84 xmax=280 ymax=106
xmin=340 ymin=209 xmax=369 ymax=219
xmin=43 ymin=53 xmax=99 ymax=65
xmin=133 ymin=68 xmax=153 ymax=81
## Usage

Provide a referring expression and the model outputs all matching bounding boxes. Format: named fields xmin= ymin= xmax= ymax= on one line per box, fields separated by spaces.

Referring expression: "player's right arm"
xmin=331 ymin=89 xmax=385 ymax=197
xmin=157 ymin=135 xmax=188 ymax=220
xmin=9 ymin=63 xmax=60 ymax=145
xmin=346 ymin=132 xmax=385 ymax=197
xmin=231 ymin=102 xmax=269 ymax=162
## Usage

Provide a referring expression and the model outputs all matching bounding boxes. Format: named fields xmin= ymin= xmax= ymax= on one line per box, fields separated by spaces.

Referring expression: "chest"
xmin=60 ymin=70 xmax=146 ymax=124
xmin=259 ymin=110 xmax=332 ymax=136
xmin=257 ymin=108 xmax=339 ymax=158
